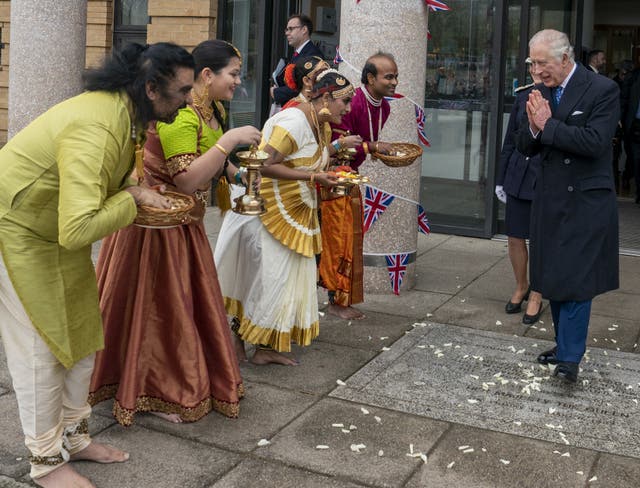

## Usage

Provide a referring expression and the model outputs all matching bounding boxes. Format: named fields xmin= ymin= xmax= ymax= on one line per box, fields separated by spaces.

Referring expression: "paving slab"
xmin=431 ymin=295 xmax=532 ymax=335
xmin=416 ymin=233 xmax=450 ymax=256
xmin=73 ymin=424 xmax=240 ymax=488
xmin=238 ymin=341 xmax=376 ymax=395
xmin=254 ymin=397 xmax=448 ymax=488
xmin=209 ymin=457 xmax=370 ymax=488
xmin=405 ymin=424 xmax=597 ymax=488
xmin=589 ymin=290 xmax=640 ymax=321
xmin=316 ymin=311 xmax=415 ymax=352
xmin=0 ymin=476 xmax=31 ymax=488
xmin=590 ymin=453 xmax=640 ymax=488
xmin=357 ymin=290 xmax=451 ymax=320
xmin=460 ymin=257 xmax=524 ymax=302
xmin=330 ymin=322 xmax=640 ymax=459
xmin=114 ymin=382 xmax=318 ymax=453
xmin=524 ymin=314 xmax=640 ymax=353
xmin=618 ymin=254 xmax=640 ymax=292
xmin=439 ymin=235 xmax=508 ymax=257
xmin=0 ymin=393 xmax=116 ymax=479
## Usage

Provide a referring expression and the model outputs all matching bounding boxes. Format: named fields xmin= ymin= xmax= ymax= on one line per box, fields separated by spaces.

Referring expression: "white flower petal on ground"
xmin=514 ymin=421 xmax=522 ymax=426
xmin=318 ymin=311 xmax=325 ymax=317
xmin=500 ymin=459 xmax=510 ymax=465
xmin=548 ymin=407 xmax=557 ymax=414
xmin=576 ymin=471 xmax=584 ymax=475
xmin=374 ymin=416 xmax=382 ymax=423
xmin=588 ymin=476 xmax=597 ymax=482
xmin=378 ymin=450 xmax=384 ymax=456
xmin=257 ymin=439 xmax=271 ymax=447
xmin=336 ymin=379 xmax=346 ymax=386
xmin=561 ymin=452 xmax=570 ymax=457
xmin=360 ymin=407 xmax=370 ymax=415
xmin=463 ymin=448 xmax=474 ymax=454
xmin=349 ymin=424 xmax=357 ymax=430
xmin=467 ymin=399 xmax=479 ymax=404
xmin=409 ymin=443 xmax=414 ymax=454
xmin=316 ymin=445 xmax=330 ymax=450
xmin=458 ymin=445 xmax=470 ymax=450
xmin=496 ymin=320 xmax=502 ymax=326
xmin=380 ymin=336 xmax=389 ymax=340
xmin=447 ymin=461 xmax=455 ymax=469
xmin=414 ymin=381 xmax=426 ymax=386
xmin=420 ymin=453 xmax=428 ymax=463
xmin=341 ymin=429 xmax=350 ymax=434
xmin=331 ymin=423 xmax=344 ymax=428
xmin=381 ymin=347 xmax=390 ymax=351
xmin=539 ymin=328 xmax=547 ymax=332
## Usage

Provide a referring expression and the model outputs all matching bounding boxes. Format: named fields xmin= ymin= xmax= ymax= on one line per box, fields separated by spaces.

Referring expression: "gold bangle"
xmin=374 ymin=142 xmax=379 ymax=153
xmin=214 ymin=143 xmax=229 ymax=157
xmin=363 ymin=142 xmax=369 ymax=154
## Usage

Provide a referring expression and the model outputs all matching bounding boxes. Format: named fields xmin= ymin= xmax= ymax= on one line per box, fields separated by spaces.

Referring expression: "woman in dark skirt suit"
xmin=495 ymin=60 xmax=543 ymax=325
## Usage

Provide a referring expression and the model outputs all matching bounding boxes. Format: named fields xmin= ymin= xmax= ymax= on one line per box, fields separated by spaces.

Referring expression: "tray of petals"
xmin=134 ymin=190 xmax=194 ymax=228
xmin=335 ymin=170 xmax=370 ymax=186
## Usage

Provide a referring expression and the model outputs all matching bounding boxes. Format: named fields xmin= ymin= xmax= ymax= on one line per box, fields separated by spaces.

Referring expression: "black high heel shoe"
xmin=522 ymin=302 xmax=543 ymax=325
xmin=505 ymin=287 xmax=530 ymax=314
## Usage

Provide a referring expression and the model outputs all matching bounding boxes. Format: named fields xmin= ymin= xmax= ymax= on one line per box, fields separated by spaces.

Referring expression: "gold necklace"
xmin=308 ymin=103 xmax=325 ymax=153
xmin=191 ymin=85 xmax=213 ymax=122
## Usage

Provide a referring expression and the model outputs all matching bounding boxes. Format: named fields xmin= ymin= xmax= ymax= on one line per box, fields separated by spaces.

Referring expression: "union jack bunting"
xmin=415 ymin=106 xmax=431 ymax=147
xmin=385 ymin=253 xmax=409 ymax=295
xmin=417 ymin=205 xmax=431 ymax=234
xmin=427 ymin=29 xmax=432 ymax=40
xmin=383 ymin=93 xmax=405 ymax=102
xmin=363 ymin=185 xmax=395 ymax=233
xmin=333 ymin=46 xmax=344 ymax=65
xmin=425 ymin=0 xmax=450 ymax=11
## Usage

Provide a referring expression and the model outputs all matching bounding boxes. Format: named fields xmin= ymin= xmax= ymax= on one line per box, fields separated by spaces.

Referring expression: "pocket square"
xmin=571 ymin=110 xmax=584 ymax=116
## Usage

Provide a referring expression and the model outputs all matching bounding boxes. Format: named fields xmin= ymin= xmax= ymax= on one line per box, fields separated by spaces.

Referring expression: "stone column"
xmin=338 ymin=0 xmax=429 ymax=293
xmin=8 ymin=0 xmax=87 ymax=137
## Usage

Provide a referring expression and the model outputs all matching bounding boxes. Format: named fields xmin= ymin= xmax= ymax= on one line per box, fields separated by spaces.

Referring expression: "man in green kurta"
xmin=0 ymin=43 xmax=195 ymax=488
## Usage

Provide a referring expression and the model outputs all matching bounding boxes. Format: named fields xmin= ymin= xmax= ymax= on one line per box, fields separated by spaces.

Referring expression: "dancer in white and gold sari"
xmin=215 ymin=70 xmax=355 ymax=365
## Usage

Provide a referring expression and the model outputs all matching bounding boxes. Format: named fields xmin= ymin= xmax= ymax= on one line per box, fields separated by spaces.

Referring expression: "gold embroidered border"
xmin=29 ymin=453 xmax=65 ymax=466
xmin=65 ymin=419 xmax=89 ymax=437
xmin=89 ymin=383 xmax=244 ymax=427
xmin=166 ymin=153 xmax=197 ymax=176
xmin=225 ymin=297 xmax=319 ymax=352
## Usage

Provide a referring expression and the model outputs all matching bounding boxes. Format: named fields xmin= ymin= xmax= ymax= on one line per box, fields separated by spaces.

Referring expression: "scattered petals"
xmin=463 ymin=448 xmax=474 ymax=454
xmin=374 ymin=416 xmax=382 ymax=423
xmin=336 ymin=379 xmax=347 ymax=386
xmin=447 ymin=461 xmax=455 ymax=469
xmin=588 ymin=476 xmax=598 ymax=482
xmin=499 ymin=459 xmax=510 ymax=465
xmin=349 ymin=424 xmax=357 ymax=430
xmin=360 ymin=407 xmax=370 ymax=415
xmin=332 ymin=423 xmax=344 ymax=428
xmin=350 ymin=443 xmax=366 ymax=452
xmin=257 ymin=439 xmax=271 ymax=447
xmin=458 ymin=445 xmax=470 ymax=450
xmin=381 ymin=346 xmax=390 ymax=351
xmin=316 ymin=445 xmax=330 ymax=450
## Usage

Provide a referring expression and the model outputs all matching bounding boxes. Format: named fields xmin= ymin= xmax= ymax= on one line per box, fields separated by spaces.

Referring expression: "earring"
xmin=318 ymin=100 xmax=331 ymax=116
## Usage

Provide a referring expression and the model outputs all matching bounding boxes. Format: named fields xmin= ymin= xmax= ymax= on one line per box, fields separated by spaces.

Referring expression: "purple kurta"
xmin=332 ymin=86 xmax=391 ymax=170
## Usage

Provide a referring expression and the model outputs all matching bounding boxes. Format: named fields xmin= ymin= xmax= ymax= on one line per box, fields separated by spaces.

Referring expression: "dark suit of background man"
xmin=587 ymin=49 xmax=606 ymax=74
xmin=621 ymin=61 xmax=640 ymax=203
xmin=271 ymin=14 xmax=324 ymax=107
xmin=518 ymin=29 xmax=619 ymax=383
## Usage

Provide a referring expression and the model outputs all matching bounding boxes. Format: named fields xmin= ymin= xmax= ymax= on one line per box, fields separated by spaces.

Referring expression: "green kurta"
xmin=0 ymin=90 xmax=139 ymax=368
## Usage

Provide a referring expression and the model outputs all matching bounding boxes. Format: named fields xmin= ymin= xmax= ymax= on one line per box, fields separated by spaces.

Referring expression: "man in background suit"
xmin=621 ymin=61 xmax=640 ymax=203
xmin=517 ymin=29 xmax=619 ymax=383
xmin=270 ymin=14 xmax=324 ymax=108
xmin=587 ymin=49 xmax=606 ymax=74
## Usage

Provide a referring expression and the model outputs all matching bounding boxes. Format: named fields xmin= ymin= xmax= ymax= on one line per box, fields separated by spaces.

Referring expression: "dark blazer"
xmin=621 ymin=69 xmax=640 ymax=136
xmin=497 ymin=85 xmax=539 ymax=200
xmin=517 ymin=64 xmax=620 ymax=301
xmin=273 ymin=41 xmax=324 ymax=106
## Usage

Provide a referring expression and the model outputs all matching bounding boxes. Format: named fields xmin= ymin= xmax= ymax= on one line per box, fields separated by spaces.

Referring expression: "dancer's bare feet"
xmin=328 ymin=304 xmax=366 ymax=320
xmin=70 ymin=441 xmax=129 ymax=463
xmin=34 ymin=464 xmax=95 ymax=488
xmin=233 ymin=334 xmax=248 ymax=362
xmin=251 ymin=348 xmax=299 ymax=366
xmin=150 ymin=411 xmax=183 ymax=423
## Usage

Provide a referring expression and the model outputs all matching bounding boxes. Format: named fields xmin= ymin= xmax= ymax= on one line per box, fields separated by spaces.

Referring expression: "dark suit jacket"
xmin=517 ymin=65 xmax=620 ymax=301
xmin=273 ymin=41 xmax=324 ymax=106
xmin=621 ymin=69 xmax=640 ymax=136
xmin=497 ymin=85 xmax=539 ymax=200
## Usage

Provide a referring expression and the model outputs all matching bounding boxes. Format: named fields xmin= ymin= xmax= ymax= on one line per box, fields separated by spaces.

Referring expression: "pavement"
xmin=1 ymin=208 xmax=639 ymax=488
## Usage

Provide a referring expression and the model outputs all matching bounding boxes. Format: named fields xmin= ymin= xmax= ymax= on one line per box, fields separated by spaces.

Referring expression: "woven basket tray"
xmin=373 ymin=142 xmax=423 ymax=167
xmin=134 ymin=191 xmax=195 ymax=228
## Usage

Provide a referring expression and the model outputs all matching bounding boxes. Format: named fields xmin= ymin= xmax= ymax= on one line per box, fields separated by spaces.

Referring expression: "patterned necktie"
xmin=292 ymin=51 xmax=299 ymax=58
xmin=552 ymin=86 xmax=563 ymax=107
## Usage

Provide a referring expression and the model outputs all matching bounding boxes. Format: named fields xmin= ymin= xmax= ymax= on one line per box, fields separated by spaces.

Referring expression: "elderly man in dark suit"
xmin=271 ymin=14 xmax=324 ymax=107
xmin=517 ymin=29 xmax=619 ymax=383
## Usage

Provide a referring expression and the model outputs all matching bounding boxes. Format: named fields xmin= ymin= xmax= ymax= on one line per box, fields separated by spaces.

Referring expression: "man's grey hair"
xmin=529 ymin=29 xmax=575 ymax=61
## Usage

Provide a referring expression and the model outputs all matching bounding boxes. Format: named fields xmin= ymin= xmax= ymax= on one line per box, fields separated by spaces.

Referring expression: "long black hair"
xmin=191 ymin=40 xmax=242 ymax=131
xmin=83 ymin=42 xmax=194 ymax=125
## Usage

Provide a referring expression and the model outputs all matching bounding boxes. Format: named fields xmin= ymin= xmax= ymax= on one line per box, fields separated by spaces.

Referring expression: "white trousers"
xmin=0 ymin=254 xmax=93 ymax=479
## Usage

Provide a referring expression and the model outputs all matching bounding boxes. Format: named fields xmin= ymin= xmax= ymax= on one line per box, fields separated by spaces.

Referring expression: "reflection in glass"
xmin=421 ymin=0 xmax=496 ymax=231
xmin=223 ymin=0 xmax=259 ymax=129
xmin=116 ymin=0 xmax=149 ymax=26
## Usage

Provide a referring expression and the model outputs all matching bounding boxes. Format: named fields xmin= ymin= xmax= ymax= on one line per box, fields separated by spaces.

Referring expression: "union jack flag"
xmin=415 ymin=106 xmax=431 ymax=147
xmin=425 ymin=0 xmax=450 ymax=11
xmin=333 ymin=46 xmax=344 ymax=65
xmin=363 ymin=185 xmax=395 ymax=233
xmin=384 ymin=93 xmax=405 ymax=102
xmin=417 ymin=205 xmax=431 ymax=234
xmin=385 ymin=253 xmax=409 ymax=295
xmin=427 ymin=29 xmax=432 ymax=40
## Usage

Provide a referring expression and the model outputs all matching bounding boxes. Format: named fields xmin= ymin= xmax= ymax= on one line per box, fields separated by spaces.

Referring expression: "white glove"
xmin=495 ymin=185 xmax=507 ymax=204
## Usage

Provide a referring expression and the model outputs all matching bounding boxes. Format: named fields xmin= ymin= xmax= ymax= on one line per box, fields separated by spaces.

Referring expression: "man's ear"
xmin=367 ymin=72 xmax=376 ymax=85
xmin=145 ymin=80 xmax=158 ymax=100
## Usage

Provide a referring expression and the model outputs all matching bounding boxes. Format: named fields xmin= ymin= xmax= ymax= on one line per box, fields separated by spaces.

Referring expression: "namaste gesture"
xmin=525 ymin=89 xmax=552 ymax=133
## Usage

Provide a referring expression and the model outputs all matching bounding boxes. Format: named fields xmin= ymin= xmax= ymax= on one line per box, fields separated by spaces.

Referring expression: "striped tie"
xmin=552 ymin=86 xmax=563 ymax=107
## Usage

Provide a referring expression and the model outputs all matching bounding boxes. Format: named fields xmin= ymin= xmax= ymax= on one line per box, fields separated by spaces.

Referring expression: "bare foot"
xmin=34 ymin=464 xmax=95 ymax=488
xmin=150 ymin=411 xmax=183 ymax=423
xmin=328 ymin=304 xmax=366 ymax=320
xmin=233 ymin=334 xmax=248 ymax=362
xmin=251 ymin=348 xmax=299 ymax=366
xmin=70 ymin=441 xmax=129 ymax=463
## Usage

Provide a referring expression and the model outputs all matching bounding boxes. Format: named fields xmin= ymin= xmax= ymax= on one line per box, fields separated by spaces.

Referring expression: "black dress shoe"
xmin=505 ymin=288 xmax=530 ymax=314
xmin=522 ymin=303 xmax=543 ymax=325
xmin=537 ymin=347 xmax=558 ymax=365
xmin=553 ymin=362 xmax=579 ymax=383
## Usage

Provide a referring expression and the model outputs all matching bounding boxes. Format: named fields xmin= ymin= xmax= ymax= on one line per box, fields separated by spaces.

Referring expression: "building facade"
xmin=1 ymin=0 xmax=638 ymax=239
